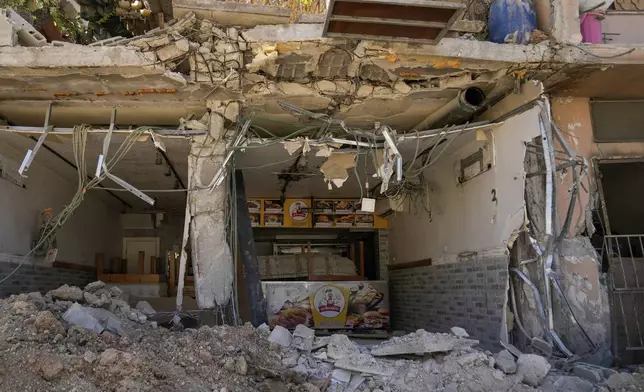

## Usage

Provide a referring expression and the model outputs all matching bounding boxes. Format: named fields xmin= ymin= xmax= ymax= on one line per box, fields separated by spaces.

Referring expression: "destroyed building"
xmin=1 ymin=1 xmax=644 ymax=389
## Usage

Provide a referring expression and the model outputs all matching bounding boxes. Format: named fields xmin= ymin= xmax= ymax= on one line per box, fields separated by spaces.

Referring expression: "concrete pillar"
xmin=550 ymin=0 xmax=583 ymax=44
xmin=186 ymin=109 xmax=233 ymax=309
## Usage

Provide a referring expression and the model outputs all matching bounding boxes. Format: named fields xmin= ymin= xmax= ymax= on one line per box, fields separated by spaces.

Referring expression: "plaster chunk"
xmin=315 ymin=80 xmax=337 ymax=93
xmin=356 ymin=85 xmax=374 ymax=98
xmin=372 ymin=86 xmax=395 ymax=99
xmin=394 ymin=81 xmax=412 ymax=94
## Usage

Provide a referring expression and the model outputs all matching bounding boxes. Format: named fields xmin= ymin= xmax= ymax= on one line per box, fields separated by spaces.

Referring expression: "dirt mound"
xmin=0 ymin=283 xmax=312 ymax=392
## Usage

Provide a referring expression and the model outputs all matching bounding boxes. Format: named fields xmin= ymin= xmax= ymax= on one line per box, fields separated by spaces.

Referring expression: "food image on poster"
xmin=313 ymin=200 xmax=334 ymax=214
xmin=346 ymin=282 xmax=389 ymax=329
xmin=355 ymin=214 xmax=374 ymax=227
xmin=270 ymin=298 xmax=313 ymax=329
xmin=314 ymin=214 xmax=333 ymax=227
xmin=264 ymin=214 xmax=283 ymax=227
xmin=249 ymin=213 xmax=260 ymax=227
xmin=334 ymin=200 xmax=354 ymax=214
xmin=334 ymin=214 xmax=355 ymax=227
xmin=247 ymin=200 xmax=261 ymax=213
xmin=264 ymin=200 xmax=283 ymax=213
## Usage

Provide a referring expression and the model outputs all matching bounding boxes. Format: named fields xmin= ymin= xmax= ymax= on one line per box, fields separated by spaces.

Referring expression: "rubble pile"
xmin=0 ymin=282 xmax=312 ymax=392
xmin=271 ymin=325 xmax=644 ymax=392
xmin=2 ymin=282 xmax=644 ymax=391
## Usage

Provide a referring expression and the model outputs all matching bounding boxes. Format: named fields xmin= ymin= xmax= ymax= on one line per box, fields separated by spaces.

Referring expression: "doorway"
xmin=123 ymin=237 xmax=160 ymax=274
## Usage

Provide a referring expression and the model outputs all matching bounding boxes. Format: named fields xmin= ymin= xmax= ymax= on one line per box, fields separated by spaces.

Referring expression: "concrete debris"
xmin=135 ymin=301 xmax=156 ymax=316
xmin=312 ymin=336 xmax=330 ymax=350
xmin=83 ymin=291 xmax=110 ymax=308
xmin=371 ymin=329 xmax=478 ymax=356
xmin=605 ymin=372 xmax=638 ymax=390
xmin=516 ymin=354 xmax=551 ymax=387
xmin=335 ymin=353 xmax=395 ymax=376
xmin=0 ymin=283 xmax=308 ymax=391
xmin=573 ymin=363 xmax=605 ymax=383
xmin=541 ymin=375 xmax=594 ymax=392
xmin=327 ymin=334 xmax=359 ymax=360
xmin=48 ymin=284 xmax=83 ymax=302
xmin=494 ymin=349 xmax=517 ymax=374
xmin=63 ymin=303 xmax=125 ymax=336
xmin=450 ymin=326 xmax=469 ymax=338
xmin=256 ymin=322 xmax=270 ymax=337
xmin=108 ymin=286 xmax=123 ymax=298
xmin=531 ymin=337 xmax=553 ymax=356
xmin=292 ymin=324 xmax=315 ymax=352
xmin=27 ymin=291 xmax=46 ymax=308
xmin=500 ymin=341 xmax=523 ymax=358
xmin=84 ymin=281 xmax=105 ymax=293
xmin=331 ymin=368 xmax=352 ymax=383
xmin=268 ymin=325 xmax=292 ymax=347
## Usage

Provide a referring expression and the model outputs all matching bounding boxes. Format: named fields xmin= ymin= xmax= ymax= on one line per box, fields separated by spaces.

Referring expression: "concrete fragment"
xmin=235 ymin=356 xmax=248 ymax=375
xmin=84 ymin=292 xmax=110 ymax=308
xmin=27 ymin=292 xmax=46 ymax=308
xmin=292 ymin=324 xmax=315 ymax=352
xmin=109 ymin=298 xmax=131 ymax=315
xmin=268 ymin=325 xmax=292 ymax=347
xmin=38 ymin=356 xmax=64 ymax=381
xmin=450 ymin=326 xmax=469 ymax=338
xmin=393 ymin=81 xmax=412 ymax=94
xmin=346 ymin=374 xmax=366 ymax=392
xmin=4 ymin=9 xmax=46 ymax=46
xmin=135 ymin=301 xmax=156 ymax=316
xmin=516 ymin=354 xmax=551 ymax=387
xmin=494 ymin=349 xmax=517 ymax=374
xmin=371 ymin=329 xmax=478 ymax=357
xmin=356 ymin=85 xmax=374 ymax=99
xmin=334 ymin=353 xmax=395 ymax=377
xmin=531 ymin=337 xmax=553 ymax=356
xmin=156 ymin=39 xmax=190 ymax=62
xmin=605 ymin=372 xmax=637 ymax=390
xmin=109 ymin=286 xmax=123 ymax=298
xmin=63 ymin=303 xmax=124 ymax=336
xmin=48 ymin=284 xmax=83 ymax=302
xmin=500 ymin=341 xmax=523 ymax=358
xmin=0 ymin=12 xmax=17 ymax=47
xmin=34 ymin=310 xmax=65 ymax=335
xmin=312 ymin=336 xmax=330 ymax=350
xmin=327 ymin=334 xmax=359 ymax=360
xmin=128 ymin=35 xmax=171 ymax=49
xmin=256 ymin=323 xmax=270 ymax=337
xmin=127 ymin=310 xmax=147 ymax=324
xmin=541 ymin=375 xmax=594 ymax=392
xmin=573 ymin=363 xmax=604 ymax=383
xmin=84 ymin=281 xmax=105 ymax=293
xmin=332 ymin=368 xmax=352 ymax=383
xmin=281 ymin=349 xmax=300 ymax=367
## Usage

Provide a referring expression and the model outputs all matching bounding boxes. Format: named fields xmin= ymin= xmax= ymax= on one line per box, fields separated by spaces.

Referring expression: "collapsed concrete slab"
xmin=370 ymin=329 xmax=479 ymax=357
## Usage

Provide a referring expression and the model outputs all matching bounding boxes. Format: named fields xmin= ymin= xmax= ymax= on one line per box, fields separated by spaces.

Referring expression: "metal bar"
xmin=27 ymin=136 xmax=132 ymax=208
xmin=104 ymin=171 xmax=155 ymax=205
xmin=616 ymin=236 xmax=629 ymax=290
xmin=0 ymin=125 xmax=206 ymax=136
xmin=329 ymin=14 xmax=447 ymax=28
xmin=617 ymin=292 xmax=632 ymax=348
xmin=209 ymin=120 xmax=250 ymax=191
xmin=158 ymin=149 xmax=186 ymax=189
xmin=19 ymin=102 xmax=53 ymax=177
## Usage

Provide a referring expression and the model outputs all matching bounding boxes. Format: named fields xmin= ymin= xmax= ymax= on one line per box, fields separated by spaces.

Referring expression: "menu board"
xmin=249 ymin=198 xmax=386 ymax=228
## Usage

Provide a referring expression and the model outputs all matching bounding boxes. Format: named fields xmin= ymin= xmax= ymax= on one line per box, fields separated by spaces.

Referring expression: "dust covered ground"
xmin=1 ymin=282 xmax=644 ymax=392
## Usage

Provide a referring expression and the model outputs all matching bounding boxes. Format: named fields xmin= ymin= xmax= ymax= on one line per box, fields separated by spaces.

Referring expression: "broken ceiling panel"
xmin=323 ymin=0 xmax=466 ymax=44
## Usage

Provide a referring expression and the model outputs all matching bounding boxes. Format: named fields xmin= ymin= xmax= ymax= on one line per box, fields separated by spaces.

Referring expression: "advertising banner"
xmin=263 ymin=281 xmax=390 ymax=330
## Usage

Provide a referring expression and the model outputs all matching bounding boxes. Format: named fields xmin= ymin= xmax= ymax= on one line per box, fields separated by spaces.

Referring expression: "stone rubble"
xmin=2 ymin=283 xmax=644 ymax=391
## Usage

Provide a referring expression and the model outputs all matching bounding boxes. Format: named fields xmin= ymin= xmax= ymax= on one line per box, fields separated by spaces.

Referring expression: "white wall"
xmin=0 ymin=144 xmax=123 ymax=267
xmin=387 ymin=107 xmax=542 ymax=265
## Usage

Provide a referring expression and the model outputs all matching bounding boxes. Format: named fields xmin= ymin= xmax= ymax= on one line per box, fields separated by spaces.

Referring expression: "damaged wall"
xmin=0 ymin=141 xmax=122 ymax=268
xmin=387 ymin=107 xmax=542 ymax=265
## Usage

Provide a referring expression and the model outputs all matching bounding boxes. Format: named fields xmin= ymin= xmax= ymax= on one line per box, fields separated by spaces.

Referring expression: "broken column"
xmin=185 ymin=105 xmax=234 ymax=309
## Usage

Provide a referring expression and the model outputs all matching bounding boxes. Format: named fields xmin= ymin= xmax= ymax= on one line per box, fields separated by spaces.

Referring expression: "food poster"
xmin=264 ymin=213 xmax=283 ymax=227
xmin=247 ymin=200 xmax=261 ymax=213
xmin=313 ymin=200 xmax=334 ymax=214
xmin=264 ymin=200 xmax=284 ymax=213
xmin=334 ymin=214 xmax=355 ymax=227
xmin=249 ymin=213 xmax=260 ymax=227
xmin=284 ymin=199 xmax=312 ymax=228
xmin=263 ymin=281 xmax=389 ymax=330
xmin=314 ymin=214 xmax=333 ymax=228
xmin=355 ymin=214 xmax=374 ymax=227
xmin=334 ymin=200 xmax=354 ymax=214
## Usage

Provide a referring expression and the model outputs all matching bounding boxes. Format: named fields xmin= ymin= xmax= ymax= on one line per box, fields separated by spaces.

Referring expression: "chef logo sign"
xmin=289 ymin=201 xmax=308 ymax=221
xmin=311 ymin=285 xmax=349 ymax=327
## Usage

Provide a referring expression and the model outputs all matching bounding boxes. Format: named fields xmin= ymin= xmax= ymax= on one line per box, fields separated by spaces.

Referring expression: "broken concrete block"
xmin=331 ymin=368 xmax=352 ymax=383
xmin=327 ymin=334 xmax=359 ymax=360
xmin=84 ymin=281 xmax=105 ymax=293
xmin=256 ymin=323 xmax=270 ymax=337
xmin=128 ymin=34 xmax=171 ymax=50
xmin=312 ymin=336 xmax=330 ymax=350
xmin=227 ymin=27 xmax=239 ymax=40
xmin=371 ymin=329 xmax=478 ymax=357
xmin=292 ymin=324 xmax=315 ymax=352
xmin=3 ymin=9 xmax=46 ymax=46
xmin=356 ymin=85 xmax=374 ymax=99
xmin=268 ymin=325 xmax=292 ymax=347
xmin=494 ymin=349 xmax=517 ymax=374
xmin=393 ymin=81 xmax=412 ymax=94
xmin=27 ymin=292 xmax=46 ymax=308
xmin=0 ymin=11 xmax=17 ymax=47
xmin=63 ymin=303 xmax=124 ymax=336
xmin=531 ymin=337 xmax=553 ymax=356
xmin=450 ymin=326 xmax=469 ymax=338
xmin=48 ymin=285 xmax=83 ymax=302
xmin=84 ymin=292 xmax=110 ymax=308
xmin=573 ymin=364 xmax=603 ymax=383
xmin=335 ymin=353 xmax=394 ymax=377
xmin=156 ymin=39 xmax=190 ymax=62
xmin=108 ymin=298 xmax=130 ymax=315
xmin=541 ymin=375 xmax=594 ymax=392
xmin=500 ymin=341 xmax=523 ymax=358
xmin=127 ymin=310 xmax=147 ymax=324
xmin=605 ymin=372 xmax=637 ymax=390
xmin=109 ymin=286 xmax=123 ymax=298
xmin=346 ymin=374 xmax=366 ymax=392
xmin=516 ymin=354 xmax=551 ymax=387
xmin=135 ymin=301 xmax=156 ymax=316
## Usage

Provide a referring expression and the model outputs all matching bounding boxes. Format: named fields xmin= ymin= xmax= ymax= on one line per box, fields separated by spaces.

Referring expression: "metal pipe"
xmin=412 ymin=87 xmax=487 ymax=131
xmin=1 ymin=125 xmax=207 ymax=136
